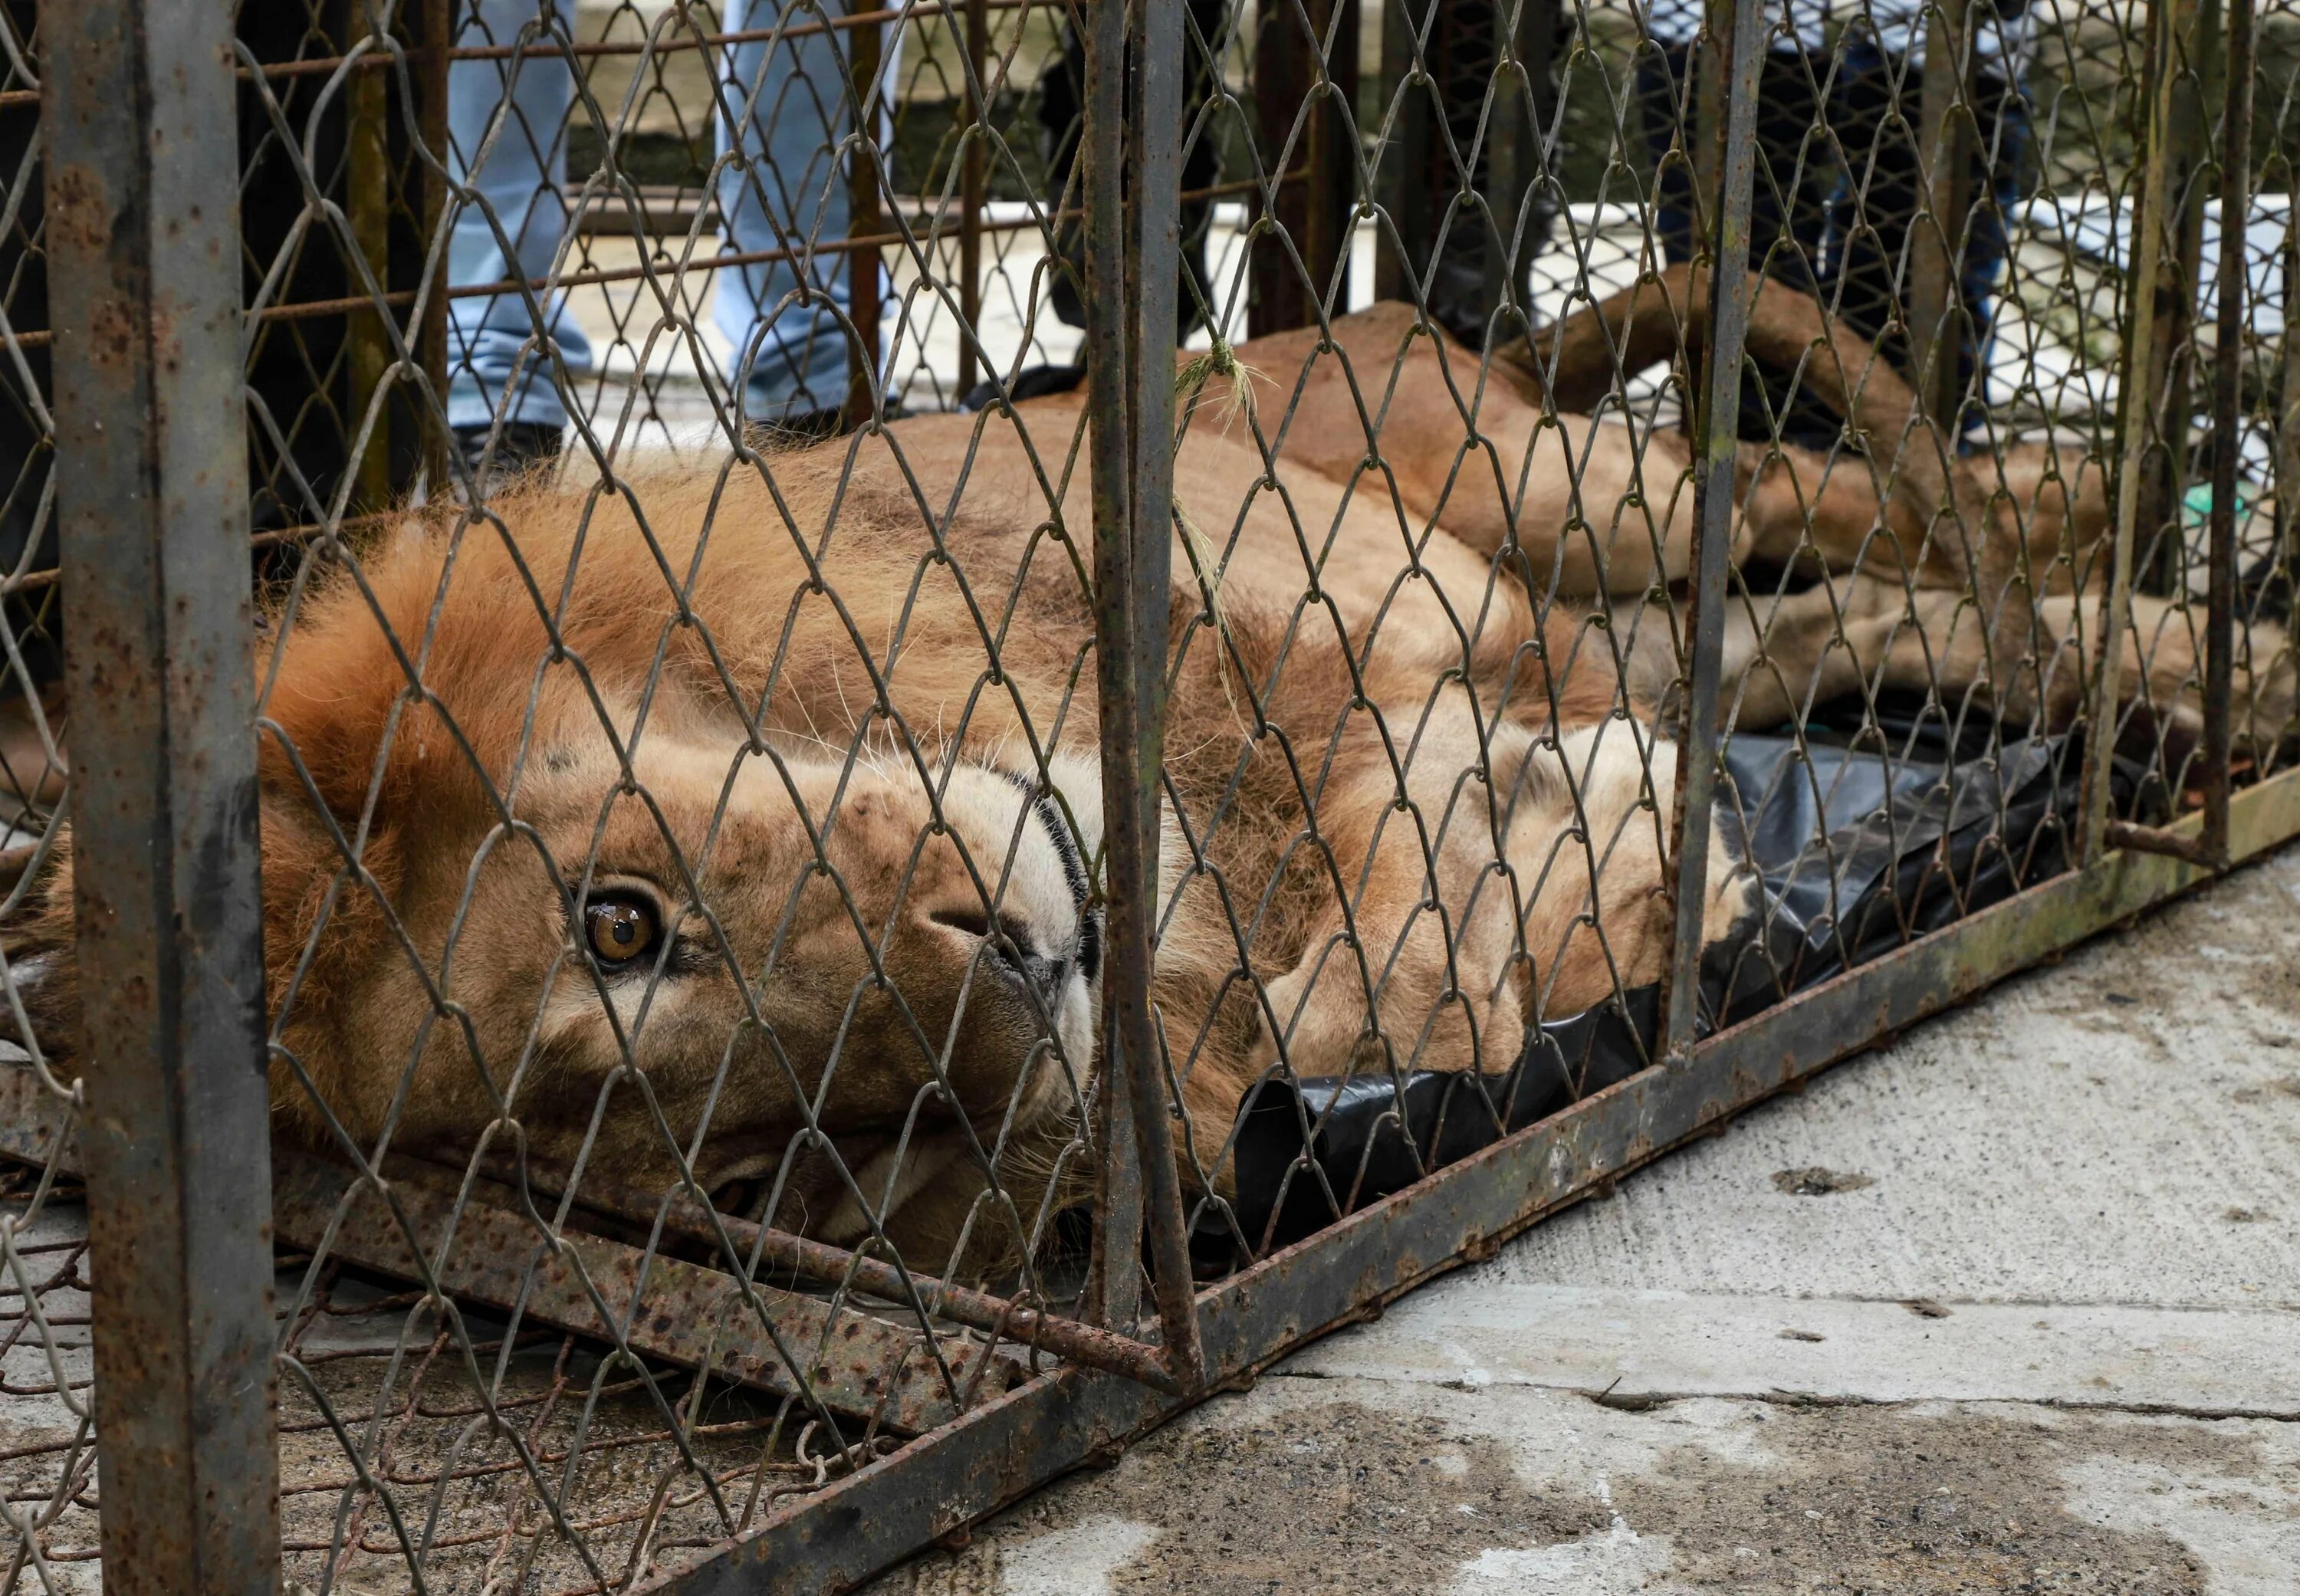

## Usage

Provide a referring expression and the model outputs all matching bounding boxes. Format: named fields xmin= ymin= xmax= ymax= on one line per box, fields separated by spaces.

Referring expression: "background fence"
xmin=0 ymin=0 xmax=2295 ymax=1591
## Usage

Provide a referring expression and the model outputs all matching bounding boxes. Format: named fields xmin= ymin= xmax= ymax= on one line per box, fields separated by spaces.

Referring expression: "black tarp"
xmin=1221 ymin=711 xmax=2155 ymax=1256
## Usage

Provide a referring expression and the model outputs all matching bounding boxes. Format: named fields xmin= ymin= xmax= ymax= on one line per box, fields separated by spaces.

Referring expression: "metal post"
xmin=2200 ymin=0 xmax=2252 ymax=864
xmin=1661 ymin=0 xmax=1765 ymax=1059
xmin=957 ymin=0 xmax=990 ymax=399
xmin=2150 ymin=0 xmax=2222 ymax=597
xmin=1910 ymin=0 xmax=1973 ymax=435
xmin=347 ymin=7 xmax=394 ymax=511
xmin=42 ymin=3 xmax=281 ymax=1592
xmin=2082 ymin=0 xmax=2206 ymax=860
xmin=845 ymin=0 xmax=886 ymax=428
xmin=1083 ymin=0 xmax=1204 ymax=1384
xmin=1251 ymin=0 xmax=1361 ymax=335
xmin=419 ymin=0 xmax=455 ymax=493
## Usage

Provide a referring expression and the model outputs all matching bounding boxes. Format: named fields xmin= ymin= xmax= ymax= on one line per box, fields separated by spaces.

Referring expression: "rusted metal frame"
xmin=242 ymin=6 xmax=1037 ymax=80
xmin=265 ymin=1151 xmax=1022 ymax=1436
xmin=846 ymin=0 xmax=887 ymax=429
xmin=957 ymin=0 xmax=991 ymax=398
xmin=76 ymin=172 xmax=1283 ymax=340
xmin=1081 ymin=0 xmax=1205 ymax=1384
xmin=547 ymin=1172 xmax=1188 ymax=1389
xmin=418 ymin=0 xmax=454 ymax=494
xmin=0 ymin=1069 xmax=1184 ymax=1399
xmin=2079 ymin=0 xmax=2209 ymax=862
xmin=347 ymin=10 xmax=396 ymax=511
xmin=1082 ymin=0 xmax=1144 ymax=1334
xmin=1909 ymin=0 xmax=1974 ymax=435
xmin=639 ymin=761 xmax=2300 ymax=1596
xmin=1662 ymin=0 xmax=1766 ymax=1060
xmin=1249 ymin=0 xmax=1361 ymax=335
xmin=2197 ymin=0 xmax=2249 ymax=861
xmin=41 ymin=3 xmax=281 ymax=1591
xmin=2112 ymin=0 xmax=2253 ymax=863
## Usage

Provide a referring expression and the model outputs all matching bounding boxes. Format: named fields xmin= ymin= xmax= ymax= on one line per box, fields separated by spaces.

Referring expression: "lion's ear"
xmin=0 ymin=829 xmax=80 ymax=1072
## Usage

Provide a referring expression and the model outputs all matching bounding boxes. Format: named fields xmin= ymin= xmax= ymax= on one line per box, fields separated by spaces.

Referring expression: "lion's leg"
xmin=1207 ymin=307 xmax=1692 ymax=598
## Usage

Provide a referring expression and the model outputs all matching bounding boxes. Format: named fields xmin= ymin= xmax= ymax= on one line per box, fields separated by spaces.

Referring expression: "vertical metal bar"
xmin=42 ymin=3 xmax=281 ymax=1592
xmin=348 ymin=7 xmax=394 ymax=511
xmin=957 ymin=0 xmax=988 ymax=399
xmin=2082 ymin=0 xmax=2204 ymax=860
xmin=2201 ymin=0 xmax=2252 ymax=863
xmin=1480 ymin=0 xmax=1531 ymax=336
xmin=1373 ymin=0 xmax=1427 ymax=307
xmin=1910 ymin=0 xmax=1973 ymax=435
xmin=1661 ymin=0 xmax=1764 ymax=1060
xmin=1083 ymin=0 xmax=1144 ymax=1332
xmin=845 ymin=0 xmax=886 ymax=428
xmin=1251 ymin=0 xmax=1359 ymax=335
xmin=420 ymin=0 xmax=455 ymax=491
xmin=1084 ymin=0 xmax=1203 ymax=1383
xmin=2279 ymin=232 xmax=2300 ymax=634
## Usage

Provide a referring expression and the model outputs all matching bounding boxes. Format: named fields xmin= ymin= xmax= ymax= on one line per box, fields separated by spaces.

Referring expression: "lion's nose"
xmin=926 ymin=905 xmax=1070 ymax=1003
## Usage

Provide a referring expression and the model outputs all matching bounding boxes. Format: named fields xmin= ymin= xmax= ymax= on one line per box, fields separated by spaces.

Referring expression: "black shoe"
xmin=452 ymin=420 xmax=564 ymax=497
xmin=959 ymin=363 xmax=1086 ymax=414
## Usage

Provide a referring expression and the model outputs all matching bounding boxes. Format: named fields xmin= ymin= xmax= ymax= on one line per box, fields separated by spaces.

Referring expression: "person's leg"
xmin=1952 ymin=70 xmax=2032 ymax=441
xmin=445 ymin=0 xmax=593 ymax=451
xmin=1635 ymin=40 xmax=1697 ymax=267
xmin=715 ymin=0 xmax=860 ymax=426
xmin=1750 ymin=45 xmax=1838 ymax=445
xmin=1822 ymin=39 xmax=1920 ymax=372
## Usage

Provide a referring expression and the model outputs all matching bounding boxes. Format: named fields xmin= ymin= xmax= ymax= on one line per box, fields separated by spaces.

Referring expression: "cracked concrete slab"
xmin=866 ymin=844 xmax=2300 ymax=1594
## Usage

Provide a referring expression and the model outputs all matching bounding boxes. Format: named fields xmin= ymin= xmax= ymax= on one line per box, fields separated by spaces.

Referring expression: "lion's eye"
xmin=583 ymin=896 xmax=659 ymax=967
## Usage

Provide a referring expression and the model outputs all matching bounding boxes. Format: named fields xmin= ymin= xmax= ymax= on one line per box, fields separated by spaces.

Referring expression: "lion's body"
xmin=6 ymin=278 xmax=2283 ymax=1269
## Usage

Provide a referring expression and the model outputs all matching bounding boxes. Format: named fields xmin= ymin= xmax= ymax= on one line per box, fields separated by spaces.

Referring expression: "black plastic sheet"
xmin=1223 ymin=711 xmax=2150 ymax=1256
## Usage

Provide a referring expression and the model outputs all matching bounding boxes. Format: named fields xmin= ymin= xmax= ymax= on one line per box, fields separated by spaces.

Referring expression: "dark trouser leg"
xmin=1827 ymin=48 xmax=2029 ymax=442
xmin=1639 ymin=41 xmax=1833 ymax=442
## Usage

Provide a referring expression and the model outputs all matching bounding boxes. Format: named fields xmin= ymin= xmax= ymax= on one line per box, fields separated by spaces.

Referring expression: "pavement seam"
xmin=1262 ymin=1368 xmax=2300 ymax=1423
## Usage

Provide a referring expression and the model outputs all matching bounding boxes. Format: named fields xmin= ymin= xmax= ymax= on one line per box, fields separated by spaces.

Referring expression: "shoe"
xmin=452 ymin=421 xmax=564 ymax=498
xmin=958 ymin=364 xmax=1086 ymax=414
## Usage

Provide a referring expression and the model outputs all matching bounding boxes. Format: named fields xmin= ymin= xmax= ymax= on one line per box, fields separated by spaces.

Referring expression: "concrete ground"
xmin=865 ymin=842 xmax=2300 ymax=1595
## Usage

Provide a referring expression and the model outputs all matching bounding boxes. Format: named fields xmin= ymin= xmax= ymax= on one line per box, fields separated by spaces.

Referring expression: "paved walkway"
xmin=867 ymin=842 xmax=2300 ymax=1594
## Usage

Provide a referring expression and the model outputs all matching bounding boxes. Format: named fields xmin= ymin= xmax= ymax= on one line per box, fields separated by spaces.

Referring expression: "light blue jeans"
xmin=446 ymin=0 xmax=863 ymax=432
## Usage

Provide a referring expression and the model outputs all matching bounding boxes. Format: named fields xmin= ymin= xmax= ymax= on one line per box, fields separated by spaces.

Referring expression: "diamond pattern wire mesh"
xmin=0 ymin=0 xmax=2295 ymax=1590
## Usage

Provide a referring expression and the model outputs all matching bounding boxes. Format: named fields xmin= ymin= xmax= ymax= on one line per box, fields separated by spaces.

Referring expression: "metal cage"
xmin=1 ymin=0 xmax=2295 ymax=1590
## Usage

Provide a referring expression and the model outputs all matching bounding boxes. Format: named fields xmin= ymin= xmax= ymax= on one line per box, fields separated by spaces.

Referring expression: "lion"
xmin=0 ymin=304 xmax=1760 ymax=1276
xmin=4 ymin=270 xmax=2282 ymax=1279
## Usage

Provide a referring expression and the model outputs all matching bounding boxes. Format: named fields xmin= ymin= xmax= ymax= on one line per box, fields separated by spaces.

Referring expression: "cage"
xmin=0 ymin=0 xmax=2295 ymax=1590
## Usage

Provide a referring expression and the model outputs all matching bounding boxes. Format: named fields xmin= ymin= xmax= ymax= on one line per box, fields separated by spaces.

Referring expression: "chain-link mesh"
xmin=2 ymin=0 xmax=2296 ymax=1589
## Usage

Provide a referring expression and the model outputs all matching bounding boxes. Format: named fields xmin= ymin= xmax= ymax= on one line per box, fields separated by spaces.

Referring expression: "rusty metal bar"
xmin=1662 ymin=0 xmax=1765 ymax=1059
xmin=267 ymin=1151 xmax=1022 ymax=1435
xmin=549 ymin=1171 xmax=1186 ymax=1390
xmin=1249 ymin=0 xmax=1359 ymax=335
xmin=236 ymin=5 xmax=1042 ymax=83
xmin=347 ymin=9 xmax=394 ymax=511
xmin=1910 ymin=0 xmax=1973 ymax=435
xmin=41 ymin=3 xmax=281 ymax=1591
xmin=636 ymin=756 xmax=2300 ymax=1595
xmin=846 ymin=0 xmax=886 ymax=429
xmin=2198 ymin=0 xmax=2252 ymax=865
xmin=2082 ymin=0 xmax=2206 ymax=861
xmin=1083 ymin=0 xmax=1145 ymax=1335
xmin=417 ymin=0 xmax=453 ymax=493
xmin=956 ymin=0 xmax=990 ymax=399
xmin=1083 ymin=0 xmax=1204 ymax=1385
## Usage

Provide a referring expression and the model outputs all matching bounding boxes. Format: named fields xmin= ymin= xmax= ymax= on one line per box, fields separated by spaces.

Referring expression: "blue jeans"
xmin=446 ymin=0 xmax=864 ymax=432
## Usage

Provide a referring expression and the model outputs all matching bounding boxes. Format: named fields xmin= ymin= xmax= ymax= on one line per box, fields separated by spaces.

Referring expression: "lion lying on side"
xmin=4 ymin=272 xmax=2283 ymax=1276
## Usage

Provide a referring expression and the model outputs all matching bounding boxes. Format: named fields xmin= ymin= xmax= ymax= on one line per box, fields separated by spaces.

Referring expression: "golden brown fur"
xmin=1 ymin=320 xmax=1751 ymax=1269
xmin=8 ymin=267 xmax=2280 ymax=1272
